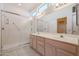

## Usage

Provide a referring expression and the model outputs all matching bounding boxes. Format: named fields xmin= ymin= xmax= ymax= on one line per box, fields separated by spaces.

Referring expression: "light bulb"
xmin=18 ymin=3 xmax=22 ymax=6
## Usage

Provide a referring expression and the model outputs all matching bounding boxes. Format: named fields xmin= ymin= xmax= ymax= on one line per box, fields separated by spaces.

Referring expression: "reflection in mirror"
xmin=57 ymin=17 xmax=67 ymax=33
xmin=32 ymin=3 xmax=79 ymax=36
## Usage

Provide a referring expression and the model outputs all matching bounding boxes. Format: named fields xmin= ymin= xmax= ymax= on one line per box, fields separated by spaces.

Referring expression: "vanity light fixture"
xmin=56 ymin=3 xmax=59 ymax=7
xmin=18 ymin=3 xmax=22 ymax=6
xmin=55 ymin=3 xmax=67 ymax=8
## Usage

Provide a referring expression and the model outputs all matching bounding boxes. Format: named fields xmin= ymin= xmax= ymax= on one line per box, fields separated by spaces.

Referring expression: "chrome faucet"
xmin=60 ymin=35 xmax=64 ymax=38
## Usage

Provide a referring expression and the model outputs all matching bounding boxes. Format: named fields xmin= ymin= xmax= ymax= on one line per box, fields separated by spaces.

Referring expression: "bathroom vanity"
xmin=30 ymin=32 xmax=79 ymax=56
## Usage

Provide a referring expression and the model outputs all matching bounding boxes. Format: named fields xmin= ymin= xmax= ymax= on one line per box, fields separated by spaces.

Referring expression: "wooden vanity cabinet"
xmin=30 ymin=35 xmax=37 ymax=49
xmin=77 ymin=46 xmax=79 ymax=55
xmin=45 ymin=39 xmax=77 ymax=56
xmin=56 ymin=48 xmax=74 ymax=56
xmin=30 ymin=35 xmax=32 ymax=47
xmin=45 ymin=43 xmax=56 ymax=56
xmin=36 ymin=36 xmax=45 ymax=55
xmin=31 ymin=35 xmax=78 ymax=56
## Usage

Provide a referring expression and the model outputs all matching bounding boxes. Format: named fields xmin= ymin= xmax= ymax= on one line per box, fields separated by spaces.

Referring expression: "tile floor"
xmin=2 ymin=44 xmax=39 ymax=56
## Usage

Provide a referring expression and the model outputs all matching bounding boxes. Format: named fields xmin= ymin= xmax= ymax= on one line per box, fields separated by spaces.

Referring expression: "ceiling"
xmin=2 ymin=3 xmax=41 ymax=15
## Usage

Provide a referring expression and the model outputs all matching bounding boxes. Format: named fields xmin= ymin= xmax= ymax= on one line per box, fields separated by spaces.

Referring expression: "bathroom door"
xmin=57 ymin=17 xmax=67 ymax=33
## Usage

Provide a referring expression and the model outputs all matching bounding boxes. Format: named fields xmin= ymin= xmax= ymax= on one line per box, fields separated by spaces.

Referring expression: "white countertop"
xmin=31 ymin=32 xmax=79 ymax=45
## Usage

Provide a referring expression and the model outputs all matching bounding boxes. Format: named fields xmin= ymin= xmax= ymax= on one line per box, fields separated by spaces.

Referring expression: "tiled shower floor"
xmin=2 ymin=44 xmax=39 ymax=56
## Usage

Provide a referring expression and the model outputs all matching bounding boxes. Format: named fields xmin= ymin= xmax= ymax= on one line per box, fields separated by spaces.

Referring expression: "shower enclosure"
xmin=0 ymin=3 xmax=32 ymax=56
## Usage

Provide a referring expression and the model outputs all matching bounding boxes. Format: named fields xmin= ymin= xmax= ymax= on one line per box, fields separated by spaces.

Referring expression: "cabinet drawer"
xmin=30 ymin=35 xmax=36 ymax=42
xmin=56 ymin=48 xmax=74 ymax=56
xmin=36 ymin=36 xmax=45 ymax=42
xmin=45 ymin=39 xmax=77 ymax=54
xmin=37 ymin=44 xmax=44 ymax=55
xmin=37 ymin=40 xmax=44 ymax=47
xmin=45 ymin=43 xmax=56 ymax=56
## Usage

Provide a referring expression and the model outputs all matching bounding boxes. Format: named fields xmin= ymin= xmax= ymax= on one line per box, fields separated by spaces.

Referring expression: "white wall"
xmin=38 ymin=4 xmax=76 ymax=34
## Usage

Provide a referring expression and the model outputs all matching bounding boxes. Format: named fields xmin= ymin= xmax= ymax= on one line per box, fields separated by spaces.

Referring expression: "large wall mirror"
xmin=35 ymin=4 xmax=79 ymax=35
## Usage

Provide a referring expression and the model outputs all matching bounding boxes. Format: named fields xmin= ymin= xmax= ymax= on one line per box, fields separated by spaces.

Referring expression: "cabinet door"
xmin=32 ymin=35 xmax=37 ymax=49
xmin=45 ymin=39 xmax=77 ymax=54
xmin=77 ymin=46 xmax=79 ymax=55
xmin=37 ymin=36 xmax=45 ymax=55
xmin=30 ymin=35 xmax=33 ymax=47
xmin=56 ymin=48 xmax=74 ymax=56
xmin=45 ymin=43 xmax=56 ymax=56
xmin=37 ymin=44 xmax=44 ymax=55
